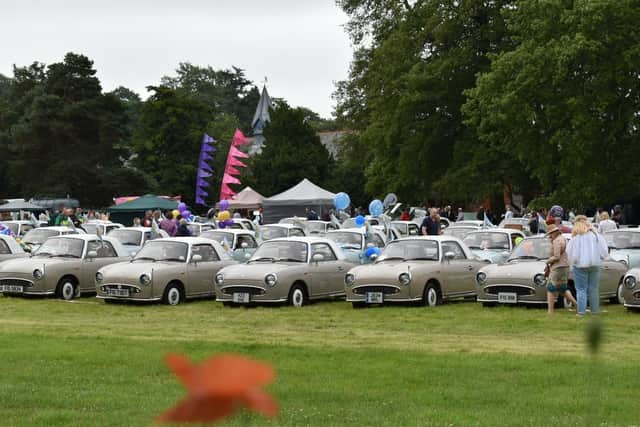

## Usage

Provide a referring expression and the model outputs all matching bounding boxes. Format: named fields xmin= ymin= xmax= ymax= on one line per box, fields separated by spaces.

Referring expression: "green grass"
xmin=1 ymin=296 xmax=639 ymax=426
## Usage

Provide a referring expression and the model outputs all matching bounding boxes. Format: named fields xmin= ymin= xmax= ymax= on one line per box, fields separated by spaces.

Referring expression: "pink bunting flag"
xmin=227 ymin=156 xmax=247 ymax=168
xmin=225 ymin=165 xmax=241 ymax=176
xmin=223 ymin=173 xmax=241 ymax=185
xmin=229 ymin=145 xmax=249 ymax=159
xmin=232 ymin=129 xmax=248 ymax=146
xmin=220 ymin=183 xmax=236 ymax=197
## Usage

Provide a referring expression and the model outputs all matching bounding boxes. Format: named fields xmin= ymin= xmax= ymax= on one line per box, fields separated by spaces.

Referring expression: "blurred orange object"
xmin=157 ymin=353 xmax=278 ymax=424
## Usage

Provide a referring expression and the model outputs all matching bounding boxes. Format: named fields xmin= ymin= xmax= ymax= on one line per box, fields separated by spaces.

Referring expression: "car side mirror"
xmin=444 ymin=252 xmax=455 ymax=261
xmin=191 ymin=254 xmax=202 ymax=263
xmin=87 ymin=250 xmax=98 ymax=259
xmin=312 ymin=253 xmax=324 ymax=263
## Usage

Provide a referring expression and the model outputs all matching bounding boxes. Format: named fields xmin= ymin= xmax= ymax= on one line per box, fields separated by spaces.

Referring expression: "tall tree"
xmin=247 ymin=103 xmax=331 ymax=197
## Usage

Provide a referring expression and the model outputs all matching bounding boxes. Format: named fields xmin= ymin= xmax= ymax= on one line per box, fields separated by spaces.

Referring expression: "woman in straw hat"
xmin=545 ymin=223 xmax=577 ymax=314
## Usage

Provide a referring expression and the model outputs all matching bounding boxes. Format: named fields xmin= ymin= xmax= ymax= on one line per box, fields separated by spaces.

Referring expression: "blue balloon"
xmin=369 ymin=199 xmax=384 ymax=217
xmin=334 ymin=192 xmax=351 ymax=211
xmin=365 ymin=247 xmax=381 ymax=258
xmin=355 ymin=215 xmax=365 ymax=227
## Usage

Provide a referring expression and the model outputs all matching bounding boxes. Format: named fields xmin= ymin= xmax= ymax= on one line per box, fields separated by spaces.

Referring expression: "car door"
xmin=186 ymin=244 xmax=219 ymax=297
xmin=309 ymin=243 xmax=345 ymax=297
xmin=82 ymin=240 xmax=119 ymax=292
xmin=600 ymin=257 xmax=624 ymax=296
xmin=440 ymin=241 xmax=476 ymax=297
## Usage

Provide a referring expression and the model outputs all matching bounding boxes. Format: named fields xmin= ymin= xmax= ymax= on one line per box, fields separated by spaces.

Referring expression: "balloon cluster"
xmin=176 ymin=202 xmax=191 ymax=220
xmin=217 ymin=203 xmax=233 ymax=228
xmin=218 ymin=219 xmax=234 ymax=229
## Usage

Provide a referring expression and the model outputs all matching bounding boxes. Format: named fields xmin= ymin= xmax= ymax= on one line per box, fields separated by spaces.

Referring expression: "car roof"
xmin=29 ymin=226 xmax=82 ymax=232
xmin=605 ymin=228 xmax=640 ymax=233
xmin=111 ymin=227 xmax=151 ymax=232
xmin=267 ymin=236 xmax=333 ymax=244
xmin=465 ymin=228 xmax=523 ymax=236
xmin=153 ymin=237 xmax=219 ymax=245
xmin=262 ymin=223 xmax=303 ymax=229
xmin=202 ymin=229 xmax=253 ymax=236
xmin=395 ymin=235 xmax=465 ymax=243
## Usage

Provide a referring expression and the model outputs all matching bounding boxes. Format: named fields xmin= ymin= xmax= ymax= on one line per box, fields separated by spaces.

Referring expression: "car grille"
xmin=102 ymin=283 xmax=141 ymax=293
xmin=633 ymin=291 xmax=640 ymax=300
xmin=0 ymin=278 xmax=33 ymax=288
xmin=352 ymin=285 xmax=400 ymax=295
xmin=484 ymin=285 xmax=535 ymax=296
xmin=222 ymin=286 xmax=265 ymax=296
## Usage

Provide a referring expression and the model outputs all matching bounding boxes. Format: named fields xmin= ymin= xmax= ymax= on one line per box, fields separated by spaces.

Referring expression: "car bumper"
xmin=346 ymin=283 xmax=418 ymax=303
xmin=216 ymin=284 xmax=287 ymax=304
xmin=477 ymin=283 xmax=546 ymax=304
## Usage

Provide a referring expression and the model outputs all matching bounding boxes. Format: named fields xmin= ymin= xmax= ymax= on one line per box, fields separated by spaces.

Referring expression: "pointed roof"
xmin=227 ymin=186 xmax=265 ymax=210
xmin=251 ymin=85 xmax=271 ymax=133
xmin=263 ymin=179 xmax=335 ymax=205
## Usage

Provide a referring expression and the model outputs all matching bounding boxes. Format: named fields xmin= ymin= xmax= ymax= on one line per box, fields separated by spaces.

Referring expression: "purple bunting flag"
xmin=194 ymin=133 xmax=217 ymax=206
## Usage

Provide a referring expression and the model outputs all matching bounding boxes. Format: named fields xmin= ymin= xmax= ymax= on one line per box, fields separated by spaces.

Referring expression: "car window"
xmin=106 ymin=225 xmax=119 ymax=233
xmin=144 ymin=232 xmax=152 ymax=242
xmin=311 ymin=243 xmax=337 ymax=262
xmin=408 ymin=224 xmax=419 ymax=235
xmin=0 ymin=240 xmax=10 ymax=254
xmin=191 ymin=244 xmax=219 ymax=262
xmin=237 ymin=235 xmax=257 ymax=249
xmin=442 ymin=241 xmax=466 ymax=260
xmin=366 ymin=233 xmax=385 ymax=248
xmin=87 ymin=240 xmax=117 ymax=257
xmin=21 ymin=224 xmax=34 ymax=235
xmin=289 ymin=228 xmax=305 ymax=237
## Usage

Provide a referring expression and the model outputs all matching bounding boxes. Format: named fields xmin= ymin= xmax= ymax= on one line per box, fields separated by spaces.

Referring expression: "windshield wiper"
xmin=467 ymin=245 xmax=481 ymax=249
xmin=406 ymin=257 xmax=437 ymax=261
xmin=55 ymin=254 xmax=81 ymax=258
xmin=132 ymin=256 xmax=157 ymax=262
xmin=249 ymin=257 xmax=275 ymax=263
xmin=275 ymin=257 xmax=303 ymax=262
xmin=340 ymin=244 xmax=361 ymax=249
xmin=162 ymin=257 xmax=185 ymax=262
xmin=509 ymin=255 xmax=541 ymax=260
xmin=34 ymin=252 xmax=53 ymax=257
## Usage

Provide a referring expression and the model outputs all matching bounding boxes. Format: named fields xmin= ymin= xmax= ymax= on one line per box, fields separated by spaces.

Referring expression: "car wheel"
xmin=57 ymin=280 xmax=77 ymax=301
xmin=612 ymin=283 xmax=625 ymax=305
xmin=163 ymin=283 xmax=182 ymax=306
xmin=288 ymin=284 xmax=308 ymax=308
xmin=424 ymin=283 xmax=441 ymax=307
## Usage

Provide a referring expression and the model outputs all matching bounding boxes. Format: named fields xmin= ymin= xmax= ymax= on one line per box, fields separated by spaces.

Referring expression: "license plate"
xmin=498 ymin=292 xmax=517 ymax=303
xmin=0 ymin=285 xmax=23 ymax=293
xmin=365 ymin=292 xmax=383 ymax=304
xmin=233 ymin=292 xmax=250 ymax=304
xmin=107 ymin=289 xmax=129 ymax=297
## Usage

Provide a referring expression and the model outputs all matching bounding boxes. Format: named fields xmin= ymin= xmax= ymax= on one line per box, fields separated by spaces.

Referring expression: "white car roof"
xmin=465 ymin=228 xmax=524 ymax=236
xmin=261 ymin=236 xmax=346 ymax=260
xmin=51 ymin=234 xmax=128 ymax=257
xmin=263 ymin=223 xmax=304 ymax=229
xmin=28 ymin=226 xmax=86 ymax=234
xmin=0 ymin=234 xmax=24 ymax=253
xmin=202 ymin=229 xmax=253 ymax=236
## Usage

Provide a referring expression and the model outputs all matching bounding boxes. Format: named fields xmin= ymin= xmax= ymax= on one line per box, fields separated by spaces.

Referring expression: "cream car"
xmin=96 ymin=238 xmax=235 ymax=305
xmin=20 ymin=226 xmax=85 ymax=253
xmin=345 ymin=236 xmax=488 ymax=307
xmin=0 ymin=235 xmax=128 ymax=299
xmin=215 ymin=237 xmax=356 ymax=307
xmin=200 ymin=229 xmax=259 ymax=262
xmin=258 ymin=224 xmax=306 ymax=241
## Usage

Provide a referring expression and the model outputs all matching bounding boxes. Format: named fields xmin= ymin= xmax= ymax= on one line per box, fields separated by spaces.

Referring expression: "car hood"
xmin=471 ymin=249 xmax=509 ymax=263
xmin=0 ymin=256 xmax=77 ymax=273
xmin=610 ymin=249 xmax=640 ymax=267
xmin=99 ymin=260 xmax=183 ymax=277
xmin=220 ymin=261 xmax=303 ymax=278
xmin=482 ymin=260 xmax=546 ymax=280
xmin=349 ymin=260 xmax=435 ymax=279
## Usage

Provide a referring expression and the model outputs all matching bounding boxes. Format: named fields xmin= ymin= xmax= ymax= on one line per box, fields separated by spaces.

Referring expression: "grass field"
xmin=1 ymin=296 xmax=639 ymax=426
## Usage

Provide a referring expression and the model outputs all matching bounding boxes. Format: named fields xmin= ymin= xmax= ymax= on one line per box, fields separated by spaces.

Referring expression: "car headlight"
xmin=345 ymin=273 xmax=355 ymax=286
xmin=476 ymin=272 xmax=487 ymax=285
xmin=215 ymin=273 xmax=224 ymax=286
xmin=398 ymin=272 xmax=411 ymax=286
xmin=624 ymin=276 xmax=636 ymax=289
xmin=95 ymin=272 xmax=103 ymax=283
xmin=33 ymin=269 xmax=44 ymax=280
xmin=533 ymin=273 xmax=546 ymax=286
xmin=139 ymin=273 xmax=151 ymax=285
xmin=265 ymin=273 xmax=277 ymax=287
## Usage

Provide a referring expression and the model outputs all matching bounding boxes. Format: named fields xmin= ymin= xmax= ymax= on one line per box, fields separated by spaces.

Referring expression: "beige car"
xmin=0 ymin=234 xmax=128 ymax=299
xmin=215 ymin=237 xmax=356 ymax=307
xmin=477 ymin=235 xmax=627 ymax=306
xmin=345 ymin=236 xmax=488 ymax=307
xmin=621 ymin=268 xmax=640 ymax=310
xmin=96 ymin=237 xmax=235 ymax=305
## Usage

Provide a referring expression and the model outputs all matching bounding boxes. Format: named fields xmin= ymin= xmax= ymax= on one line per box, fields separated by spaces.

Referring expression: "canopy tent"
xmin=262 ymin=178 xmax=336 ymax=223
xmin=0 ymin=200 xmax=46 ymax=212
xmin=107 ymin=195 xmax=178 ymax=226
xmin=224 ymin=187 xmax=265 ymax=210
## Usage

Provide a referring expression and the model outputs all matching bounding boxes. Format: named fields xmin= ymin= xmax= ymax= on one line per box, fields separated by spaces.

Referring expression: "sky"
xmin=0 ymin=0 xmax=354 ymax=118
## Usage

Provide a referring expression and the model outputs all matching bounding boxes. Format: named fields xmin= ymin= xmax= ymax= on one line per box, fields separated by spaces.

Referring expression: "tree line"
xmin=334 ymin=0 xmax=640 ymax=212
xmin=0 ymin=54 xmax=340 ymax=209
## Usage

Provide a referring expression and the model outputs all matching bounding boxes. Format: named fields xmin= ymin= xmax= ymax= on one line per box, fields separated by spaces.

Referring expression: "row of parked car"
xmin=1 ymin=217 xmax=640 ymax=311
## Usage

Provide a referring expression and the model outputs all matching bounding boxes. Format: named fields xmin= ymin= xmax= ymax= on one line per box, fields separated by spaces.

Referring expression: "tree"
xmin=247 ymin=103 xmax=331 ymax=196
xmin=464 ymin=0 xmax=640 ymax=209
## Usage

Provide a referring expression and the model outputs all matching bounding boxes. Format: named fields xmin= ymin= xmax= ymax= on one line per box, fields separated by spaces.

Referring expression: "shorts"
xmin=547 ymin=267 xmax=568 ymax=293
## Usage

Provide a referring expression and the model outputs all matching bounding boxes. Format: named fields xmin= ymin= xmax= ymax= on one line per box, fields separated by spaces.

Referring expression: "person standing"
xmin=545 ymin=224 xmax=577 ymax=314
xmin=597 ymin=212 xmax=617 ymax=233
xmin=505 ymin=205 xmax=514 ymax=220
xmin=420 ymin=208 xmax=441 ymax=235
xmin=567 ymin=215 xmax=609 ymax=316
xmin=160 ymin=210 xmax=177 ymax=237
xmin=175 ymin=219 xmax=192 ymax=237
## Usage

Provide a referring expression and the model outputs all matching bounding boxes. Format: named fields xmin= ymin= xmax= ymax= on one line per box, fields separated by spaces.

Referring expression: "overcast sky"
xmin=0 ymin=1 xmax=354 ymax=118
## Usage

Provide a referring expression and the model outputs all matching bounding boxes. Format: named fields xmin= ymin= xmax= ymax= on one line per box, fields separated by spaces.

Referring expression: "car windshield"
xmin=249 ymin=241 xmax=308 ymax=263
xmin=261 ymin=226 xmax=287 ymax=241
xmin=34 ymin=237 xmax=84 ymax=258
xmin=23 ymin=229 xmax=59 ymax=244
xmin=443 ymin=227 xmax=476 ymax=240
xmin=508 ymin=238 xmax=552 ymax=261
xmin=201 ymin=231 xmax=235 ymax=248
xmin=306 ymin=222 xmax=326 ymax=234
xmin=377 ymin=240 xmax=439 ymax=262
xmin=324 ymin=232 xmax=362 ymax=249
xmin=81 ymin=224 xmax=99 ymax=234
xmin=134 ymin=241 xmax=188 ymax=262
xmin=108 ymin=229 xmax=142 ymax=246
xmin=605 ymin=231 xmax=640 ymax=249
xmin=464 ymin=232 xmax=510 ymax=250
xmin=390 ymin=223 xmax=408 ymax=235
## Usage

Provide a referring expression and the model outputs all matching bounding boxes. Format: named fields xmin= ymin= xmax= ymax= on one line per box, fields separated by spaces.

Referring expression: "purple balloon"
xmin=224 ymin=219 xmax=234 ymax=227
xmin=181 ymin=210 xmax=191 ymax=219
xmin=177 ymin=202 xmax=187 ymax=212
xmin=219 ymin=199 xmax=230 ymax=210
xmin=218 ymin=222 xmax=226 ymax=229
